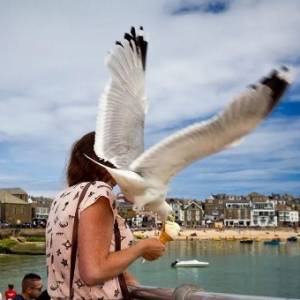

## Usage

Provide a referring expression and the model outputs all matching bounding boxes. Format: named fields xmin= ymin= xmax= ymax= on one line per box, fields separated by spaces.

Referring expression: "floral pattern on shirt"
xmin=46 ymin=181 xmax=134 ymax=300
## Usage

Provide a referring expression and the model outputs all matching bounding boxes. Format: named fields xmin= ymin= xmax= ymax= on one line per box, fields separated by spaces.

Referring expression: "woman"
xmin=46 ymin=132 xmax=165 ymax=299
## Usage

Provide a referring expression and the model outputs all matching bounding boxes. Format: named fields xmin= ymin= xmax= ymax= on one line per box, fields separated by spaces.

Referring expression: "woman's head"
xmin=67 ymin=131 xmax=116 ymax=186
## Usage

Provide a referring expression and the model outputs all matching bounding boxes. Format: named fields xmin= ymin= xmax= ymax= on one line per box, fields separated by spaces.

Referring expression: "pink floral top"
xmin=46 ymin=181 xmax=134 ymax=300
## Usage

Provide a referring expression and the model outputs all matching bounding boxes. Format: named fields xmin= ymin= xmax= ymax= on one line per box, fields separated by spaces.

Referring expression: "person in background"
xmin=14 ymin=273 xmax=43 ymax=300
xmin=4 ymin=284 xmax=17 ymax=300
xmin=35 ymin=290 xmax=49 ymax=300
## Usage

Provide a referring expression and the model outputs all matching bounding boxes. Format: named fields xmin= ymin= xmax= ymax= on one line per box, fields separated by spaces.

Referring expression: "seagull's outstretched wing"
xmin=130 ymin=67 xmax=292 ymax=184
xmin=94 ymin=27 xmax=148 ymax=168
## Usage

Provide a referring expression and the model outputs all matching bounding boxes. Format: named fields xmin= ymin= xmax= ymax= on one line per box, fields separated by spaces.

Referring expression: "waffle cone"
xmin=159 ymin=231 xmax=173 ymax=244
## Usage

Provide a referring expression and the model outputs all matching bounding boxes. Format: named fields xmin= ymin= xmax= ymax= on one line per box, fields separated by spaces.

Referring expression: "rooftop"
xmin=0 ymin=191 xmax=29 ymax=204
xmin=0 ymin=187 xmax=28 ymax=195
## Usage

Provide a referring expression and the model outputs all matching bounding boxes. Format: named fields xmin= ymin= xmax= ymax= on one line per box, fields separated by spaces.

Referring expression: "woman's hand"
xmin=138 ymin=238 xmax=165 ymax=261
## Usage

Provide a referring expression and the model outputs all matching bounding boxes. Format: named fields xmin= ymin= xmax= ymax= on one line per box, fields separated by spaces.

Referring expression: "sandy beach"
xmin=133 ymin=228 xmax=300 ymax=241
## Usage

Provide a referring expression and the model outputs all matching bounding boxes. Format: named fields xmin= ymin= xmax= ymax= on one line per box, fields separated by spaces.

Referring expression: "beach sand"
xmin=133 ymin=228 xmax=299 ymax=241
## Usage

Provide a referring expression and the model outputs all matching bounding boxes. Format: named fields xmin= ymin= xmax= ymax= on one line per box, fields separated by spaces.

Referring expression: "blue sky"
xmin=0 ymin=0 xmax=300 ymax=199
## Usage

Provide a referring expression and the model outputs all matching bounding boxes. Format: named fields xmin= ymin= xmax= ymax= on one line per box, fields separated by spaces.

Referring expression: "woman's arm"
xmin=78 ymin=196 xmax=164 ymax=286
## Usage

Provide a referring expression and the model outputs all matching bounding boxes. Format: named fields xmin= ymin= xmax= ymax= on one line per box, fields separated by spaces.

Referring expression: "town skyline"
xmin=1 ymin=185 xmax=299 ymax=201
xmin=1 ymin=186 xmax=299 ymax=229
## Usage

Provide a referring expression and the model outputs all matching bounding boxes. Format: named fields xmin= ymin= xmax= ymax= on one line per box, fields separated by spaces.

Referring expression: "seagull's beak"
xmin=84 ymin=153 xmax=144 ymax=204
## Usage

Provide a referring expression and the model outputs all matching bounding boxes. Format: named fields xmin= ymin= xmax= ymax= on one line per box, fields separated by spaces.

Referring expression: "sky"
xmin=0 ymin=0 xmax=300 ymax=200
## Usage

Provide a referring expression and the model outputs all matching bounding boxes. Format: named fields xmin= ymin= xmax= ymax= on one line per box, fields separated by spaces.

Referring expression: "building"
xmin=0 ymin=191 xmax=32 ymax=224
xmin=117 ymin=197 xmax=205 ymax=228
xmin=277 ymin=205 xmax=299 ymax=226
xmin=224 ymin=201 xmax=251 ymax=227
xmin=117 ymin=201 xmax=156 ymax=228
xmin=250 ymin=201 xmax=277 ymax=227
xmin=167 ymin=198 xmax=187 ymax=225
xmin=0 ymin=187 xmax=28 ymax=202
xmin=182 ymin=200 xmax=204 ymax=227
xmin=246 ymin=192 xmax=268 ymax=202
xmin=203 ymin=195 xmax=226 ymax=224
xmin=117 ymin=201 xmax=136 ymax=220
xmin=31 ymin=196 xmax=53 ymax=220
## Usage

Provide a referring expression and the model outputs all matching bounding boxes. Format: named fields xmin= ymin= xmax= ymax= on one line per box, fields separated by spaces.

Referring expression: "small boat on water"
xmin=287 ymin=236 xmax=298 ymax=242
xmin=264 ymin=238 xmax=280 ymax=245
xmin=171 ymin=259 xmax=209 ymax=268
xmin=240 ymin=239 xmax=253 ymax=244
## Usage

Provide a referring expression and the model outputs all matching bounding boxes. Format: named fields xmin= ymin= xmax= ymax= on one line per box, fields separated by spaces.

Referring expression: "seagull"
xmin=85 ymin=27 xmax=293 ymax=220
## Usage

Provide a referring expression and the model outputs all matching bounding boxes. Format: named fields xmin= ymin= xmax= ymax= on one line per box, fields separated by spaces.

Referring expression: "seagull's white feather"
xmin=84 ymin=153 xmax=172 ymax=218
xmin=130 ymin=68 xmax=292 ymax=187
xmin=94 ymin=31 xmax=147 ymax=168
xmin=224 ymin=137 xmax=245 ymax=149
xmin=90 ymin=27 xmax=292 ymax=220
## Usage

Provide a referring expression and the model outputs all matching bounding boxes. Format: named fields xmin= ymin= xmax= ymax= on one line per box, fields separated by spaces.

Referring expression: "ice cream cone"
xmin=159 ymin=230 xmax=173 ymax=244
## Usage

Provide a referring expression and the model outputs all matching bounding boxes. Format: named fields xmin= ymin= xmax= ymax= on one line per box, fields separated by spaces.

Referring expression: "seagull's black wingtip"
xmin=120 ymin=26 xmax=148 ymax=71
xmin=260 ymin=67 xmax=292 ymax=106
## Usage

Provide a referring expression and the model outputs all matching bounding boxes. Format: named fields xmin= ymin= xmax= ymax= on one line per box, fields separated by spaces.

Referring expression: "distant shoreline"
xmin=0 ymin=227 xmax=299 ymax=243
xmin=133 ymin=228 xmax=300 ymax=241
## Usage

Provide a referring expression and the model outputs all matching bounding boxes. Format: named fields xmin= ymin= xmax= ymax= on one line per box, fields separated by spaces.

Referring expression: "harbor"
xmin=1 ymin=240 xmax=300 ymax=299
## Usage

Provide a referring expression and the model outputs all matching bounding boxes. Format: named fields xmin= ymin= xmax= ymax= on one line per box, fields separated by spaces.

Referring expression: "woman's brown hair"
xmin=67 ymin=131 xmax=115 ymax=186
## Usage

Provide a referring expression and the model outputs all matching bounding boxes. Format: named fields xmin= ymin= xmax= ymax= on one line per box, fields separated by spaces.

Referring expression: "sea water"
xmin=0 ymin=240 xmax=300 ymax=298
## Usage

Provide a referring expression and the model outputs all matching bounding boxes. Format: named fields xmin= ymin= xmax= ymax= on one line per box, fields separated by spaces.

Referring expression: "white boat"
xmin=171 ymin=259 xmax=209 ymax=268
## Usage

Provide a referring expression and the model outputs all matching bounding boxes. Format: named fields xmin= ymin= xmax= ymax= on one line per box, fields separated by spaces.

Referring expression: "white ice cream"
xmin=164 ymin=221 xmax=181 ymax=240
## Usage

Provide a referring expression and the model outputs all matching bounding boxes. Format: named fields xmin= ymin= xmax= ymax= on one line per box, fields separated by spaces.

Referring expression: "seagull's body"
xmin=86 ymin=27 xmax=293 ymax=220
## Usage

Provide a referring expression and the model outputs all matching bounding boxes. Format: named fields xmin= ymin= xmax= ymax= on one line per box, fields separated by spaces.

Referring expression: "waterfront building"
xmin=277 ymin=205 xmax=299 ymax=227
xmin=117 ymin=201 xmax=136 ymax=219
xmin=117 ymin=197 xmax=205 ymax=228
xmin=167 ymin=198 xmax=205 ymax=227
xmin=131 ymin=214 xmax=144 ymax=227
xmin=246 ymin=192 xmax=268 ymax=202
xmin=0 ymin=190 xmax=32 ymax=224
xmin=224 ymin=201 xmax=251 ymax=227
xmin=269 ymin=193 xmax=287 ymax=205
xmin=204 ymin=196 xmax=225 ymax=221
xmin=167 ymin=198 xmax=188 ymax=225
xmin=250 ymin=201 xmax=277 ymax=227
xmin=118 ymin=201 xmax=156 ymax=228
xmin=31 ymin=196 xmax=53 ymax=220
xmin=203 ymin=195 xmax=225 ymax=224
xmin=0 ymin=187 xmax=28 ymax=202
xmin=182 ymin=200 xmax=204 ymax=227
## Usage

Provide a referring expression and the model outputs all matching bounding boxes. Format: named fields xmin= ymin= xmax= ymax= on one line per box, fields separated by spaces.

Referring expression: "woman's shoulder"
xmin=54 ymin=181 xmax=115 ymax=207
xmin=78 ymin=181 xmax=116 ymax=214
xmin=89 ymin=180 xmax=113 ymax=190
xmin=55 ymin=181 xmax=113 ymax=198
xmin=54 ymin=183 xmax=84 ymax=200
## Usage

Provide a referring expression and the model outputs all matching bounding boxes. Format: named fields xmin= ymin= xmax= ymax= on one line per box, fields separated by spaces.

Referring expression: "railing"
xmin=128 ymin=285 xmax=300 ymax=300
